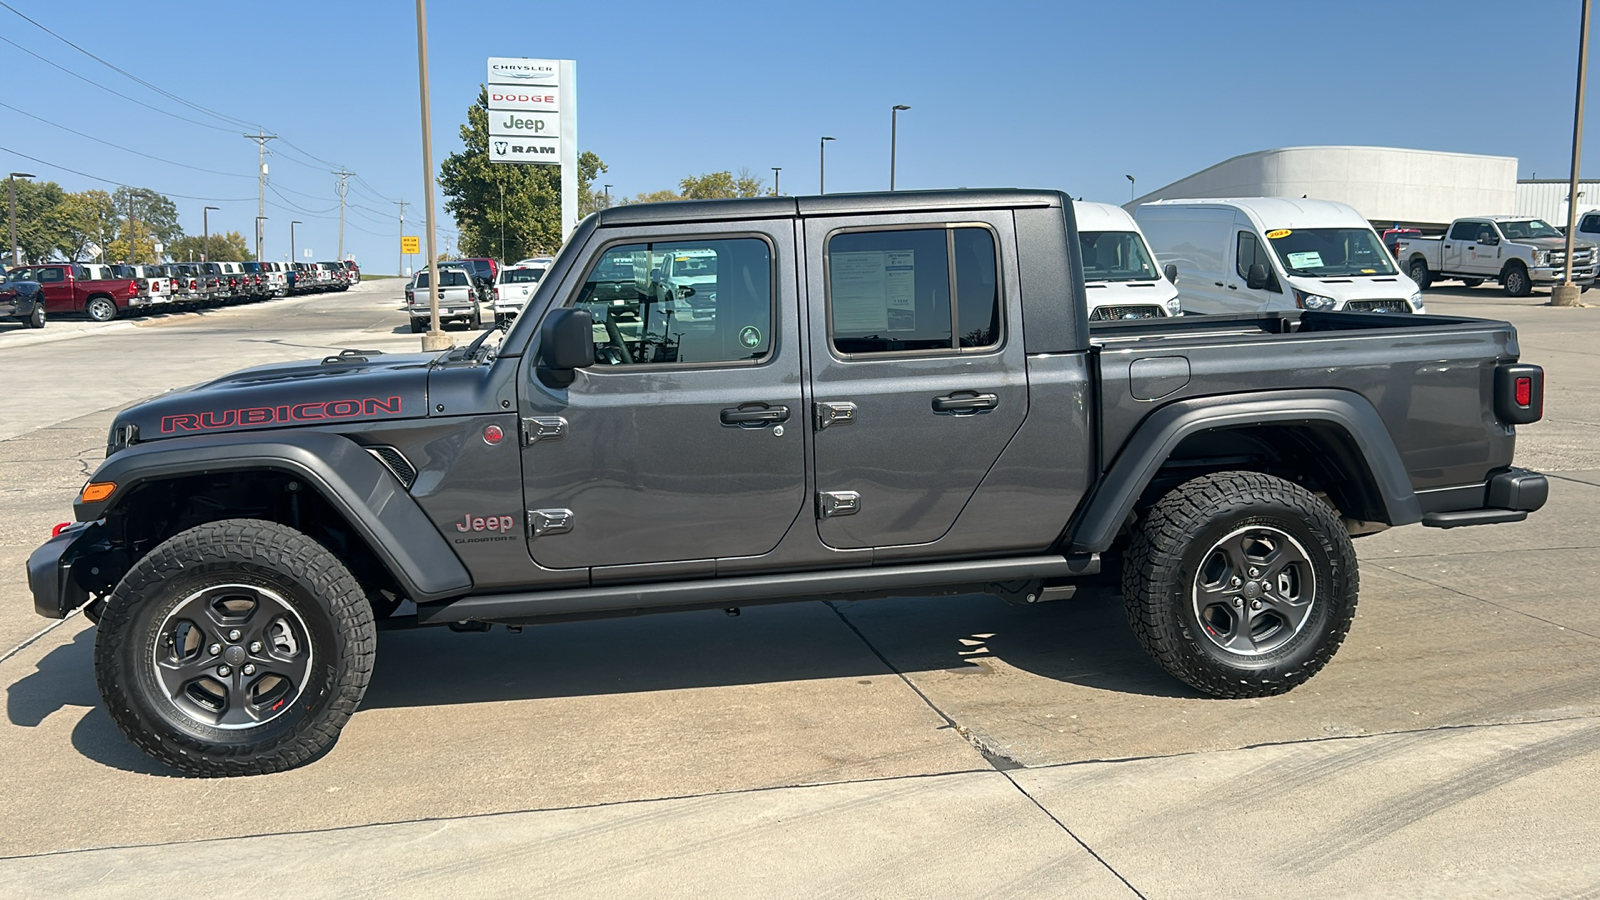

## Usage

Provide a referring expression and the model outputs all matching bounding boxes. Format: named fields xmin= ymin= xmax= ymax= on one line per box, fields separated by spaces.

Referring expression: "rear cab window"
xmin=825 ymin=226 xmax=1000 ymax=355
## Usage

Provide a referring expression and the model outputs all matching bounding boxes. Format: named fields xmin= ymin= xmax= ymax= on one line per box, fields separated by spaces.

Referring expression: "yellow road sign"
xmin=401 ymin=236 xmax=420 ymax=254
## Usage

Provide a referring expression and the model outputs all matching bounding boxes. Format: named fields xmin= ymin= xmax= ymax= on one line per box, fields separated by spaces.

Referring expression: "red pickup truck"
xmin=4 ymin=263 xmax=139 ymax=321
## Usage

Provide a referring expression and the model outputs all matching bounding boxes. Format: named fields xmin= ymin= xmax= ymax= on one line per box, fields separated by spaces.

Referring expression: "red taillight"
xmin=1515 ymin=377 xmax=1532 ymax=407
xmin=127 ymin=281 xmax=139 ymax=296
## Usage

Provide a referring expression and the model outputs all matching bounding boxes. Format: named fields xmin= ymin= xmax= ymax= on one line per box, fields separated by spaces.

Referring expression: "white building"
xmin=1125 ymin=146 xmax=1518 ymax=230
xmin=1515 ymin=178 xmax=1599 ymax=224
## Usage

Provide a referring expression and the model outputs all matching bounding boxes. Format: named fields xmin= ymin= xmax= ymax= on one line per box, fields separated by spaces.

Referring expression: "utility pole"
xmin=333 ymin=168 xmax=352 ymax=262
xmin=890 ymin=105 xmax=909 ymax=190
xmin=1555 ymin=0 xmax=1591 ymax=307
xmin=126 ymin=191 xmax=136 ymax=264
xmin=771 ymin=167 xmax=781 ymax=196
xmin=244 ymin=130 xmax=277 ymax=261
xmin=413 ymin=0 xmax=449 ymax=350
xmin=394 ymin=199 xmax=409 ymax=277
xmin=498 ymin=179 xmax=506 ymax=263
xmin=202 ymin=205 xmax=218 ymax=263
xmin=8 ymin=172 xmax=33 ymax=266
xmin=820 ymin=136 xmax=835 ymax=194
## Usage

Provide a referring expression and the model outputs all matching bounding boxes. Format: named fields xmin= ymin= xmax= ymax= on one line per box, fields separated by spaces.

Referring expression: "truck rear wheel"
xmin=93 ymin=519 xmax=375 ymax=776
xmin=1407 ymin=259 xmax=1431 ymax=290
xmin=86 ymin=296 xmax=118 ymax=322
xmin=1122 ymin=471 xmax=1358 ymax=698
xmin=1502 ymin=264 xmax=1531 ymax=297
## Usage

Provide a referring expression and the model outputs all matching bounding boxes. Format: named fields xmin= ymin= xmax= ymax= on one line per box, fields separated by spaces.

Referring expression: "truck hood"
xmin=1521 ymin=236 xmax=1597 ymax=252
xmin=110 ymin=352 xmax=435 ymax=448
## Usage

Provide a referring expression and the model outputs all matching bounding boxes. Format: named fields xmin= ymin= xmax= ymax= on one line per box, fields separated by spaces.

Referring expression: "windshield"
xmin=502 ymin=268 xmax=544 ymax=284
xmin=1267 ymin=228 xmax=1397 ymax=277
xmin=415 ymin=270 xmax=468 ymax=288
xmin=1498 ymin=219 xmax=1562 ymax=240
xmin=1078 ymin=231 xmax=1159 ymax=282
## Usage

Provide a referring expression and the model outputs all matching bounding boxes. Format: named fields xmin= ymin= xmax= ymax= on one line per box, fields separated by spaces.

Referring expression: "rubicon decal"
xmin=160 ymin=396 xmax=403 ymax=433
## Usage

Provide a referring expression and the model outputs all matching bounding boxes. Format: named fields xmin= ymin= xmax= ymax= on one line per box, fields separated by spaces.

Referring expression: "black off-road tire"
xmin=1122 ymin=471 xmax=1359 ymax=698
xmin=1502 ymin=263 xmax=1531 ymax=297
xmin=93 ymin=519 xmax=375 ymax=776
xmin=1407 ymin=259 xmax=1432 ymax=290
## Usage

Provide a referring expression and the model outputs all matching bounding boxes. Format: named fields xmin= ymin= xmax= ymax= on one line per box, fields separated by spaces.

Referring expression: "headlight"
xmin=1409 ymin=291 xmax=1423 ymax=308
xmin=1533 ymin=250 xmax=1550 ymax=266
xmin=1165 ymin=298 xmax=1182 ymax=316
xmin=1293 ymin=289 xmax=1338 ymax=310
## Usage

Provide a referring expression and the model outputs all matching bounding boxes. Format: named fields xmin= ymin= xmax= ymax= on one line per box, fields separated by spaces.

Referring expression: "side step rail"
xmin=418 ymin=553 xmax=1100 ymax=626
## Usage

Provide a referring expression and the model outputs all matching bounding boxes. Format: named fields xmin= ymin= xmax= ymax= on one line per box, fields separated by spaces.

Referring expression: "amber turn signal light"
xmin=80 ymin=482 xmax=116 ymax=503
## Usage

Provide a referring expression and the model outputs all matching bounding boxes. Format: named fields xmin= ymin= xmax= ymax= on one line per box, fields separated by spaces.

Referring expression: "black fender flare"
xmin=77 ymin=431 xmax=472 ymax=602
xmin=1066 ymin=389 xmax=1421 ymax=553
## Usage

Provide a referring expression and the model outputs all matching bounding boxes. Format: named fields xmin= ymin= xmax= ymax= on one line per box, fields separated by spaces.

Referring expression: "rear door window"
xmin=825 ymin=226 xmax=1000 ymax=355
xmin=1448 ymin=221 xmax=1482 ymax=241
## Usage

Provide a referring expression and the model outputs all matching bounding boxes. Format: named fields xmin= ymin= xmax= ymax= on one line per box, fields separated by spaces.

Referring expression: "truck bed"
xmin=1089 ymin=311 xmax=1520 ymax=493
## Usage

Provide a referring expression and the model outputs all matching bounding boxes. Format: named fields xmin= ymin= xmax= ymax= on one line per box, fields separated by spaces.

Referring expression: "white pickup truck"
xmin=1396 ymin=216 xmax=1597 ymax=296
xmin=405 ymin=265 xmax=483 ymax=332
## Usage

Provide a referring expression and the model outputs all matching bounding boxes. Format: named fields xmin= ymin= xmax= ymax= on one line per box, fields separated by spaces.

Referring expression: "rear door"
xmin=1444 ymin=220 xmax=1480 ymax=272
xmin=801 ymin=211 xmax=1027 ymax=550
xmin=26 ymin=266 xmax=72 ymax=314
xmin=518 ymin=219 xmax=806 ymax=569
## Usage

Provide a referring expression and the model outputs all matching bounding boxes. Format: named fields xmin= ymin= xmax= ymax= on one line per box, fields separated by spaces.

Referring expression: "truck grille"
xmin=1089 ymin=305 xmax=1165 ymax=321
xmin=1344 ymin=300 xmax=1412 ymax=314
xmin=1552 ymin=249 xmax=1593 ymax=265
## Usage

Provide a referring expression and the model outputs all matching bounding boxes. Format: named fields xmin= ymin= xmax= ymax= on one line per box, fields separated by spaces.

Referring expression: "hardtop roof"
xmin=594 ymin=188 xmax=1065 ymax=226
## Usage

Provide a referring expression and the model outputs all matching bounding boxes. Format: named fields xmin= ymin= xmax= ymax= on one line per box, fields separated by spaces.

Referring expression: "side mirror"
xmin=537 ymin=308 xmax=595 ymax=388
xmin=1163 ymin=263 xmax=1178 ymax=284
xmin=1247 ymin=263 xmax=1269 ymax=291
xmin=649 ymin=267 xmax=662 ymax=281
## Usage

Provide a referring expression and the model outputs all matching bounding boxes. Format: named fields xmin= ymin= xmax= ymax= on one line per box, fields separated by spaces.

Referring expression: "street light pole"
xmin=255 ymin=216 xmax=268 ymax=262
xmin=414 ymin=0 xmax=450 ymax=350
xmin=820 ymin=136 xmax=835 ymax=194
xmin=498 ymin=179 xmax=506 ymax=263
xmin=1126 ymin=174 xmax=1136 ymax=202
xmin=1555 ymin=0 xmax=1591 ymax=307
xmin=202 ymin=206 xmax=219 ymax=263
xmin=771 ymin=167 xmax=781 ymax=196
xmin=9 ymin=172 xmax=34 ymax=266
xmin=290 ymin=220 xmax=301 ymax=268
xmin=890 ymin=105 xmax=909 ymax=190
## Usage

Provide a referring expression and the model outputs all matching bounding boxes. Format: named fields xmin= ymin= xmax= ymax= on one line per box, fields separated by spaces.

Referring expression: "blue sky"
xmin=2 ymin=0 xmax=1594 ymax=271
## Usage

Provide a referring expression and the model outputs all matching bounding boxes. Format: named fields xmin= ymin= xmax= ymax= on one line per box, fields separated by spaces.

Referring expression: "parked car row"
xmin=0 ymin=259 xmax=361 ymax=327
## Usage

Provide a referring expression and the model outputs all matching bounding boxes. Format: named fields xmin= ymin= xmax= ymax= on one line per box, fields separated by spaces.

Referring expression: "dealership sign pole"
xmin=486 ymin=57 xmax=578 ymax=241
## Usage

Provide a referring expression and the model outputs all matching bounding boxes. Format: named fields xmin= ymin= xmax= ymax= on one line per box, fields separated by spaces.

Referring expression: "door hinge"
xmin=817 ymin=490 xmax=862 ymax=518
xmin=527 ymin=508 xmax=574 ymax=537
xmin=521 ymin=416 xmax=567 ymax=446
xmin=814 ymin=401 xmax=857 ymax=430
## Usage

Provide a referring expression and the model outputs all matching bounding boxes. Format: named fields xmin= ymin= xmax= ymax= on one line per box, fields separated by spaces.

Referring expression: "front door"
xmin=518 ymin=222 xmax=807 ymax=570
xmin=802 ymin=212 xmax=1028 ymax=550
xmin=1230 ymin=226 xmax=1281 ymax=312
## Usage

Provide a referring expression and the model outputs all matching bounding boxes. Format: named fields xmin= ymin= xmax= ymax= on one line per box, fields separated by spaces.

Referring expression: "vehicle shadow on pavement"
xmin=359 ymin=591 xmax=1199 ymax=710
xmin=6 ymin=627 xmax=179 ymax=775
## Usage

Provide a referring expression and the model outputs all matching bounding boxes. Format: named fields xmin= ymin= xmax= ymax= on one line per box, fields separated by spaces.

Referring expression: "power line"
xmin=0 ymin=143 xmax=253 ymax=201
xmin=266 ymin=184 xmax=339 ymax=215
xmin=0 ymin=34 xmax=236 ymax=133
xmin=0 ymin=0 xmax=260 ymax=132
xmin=0 ymin=99 xmax=253 ymax=178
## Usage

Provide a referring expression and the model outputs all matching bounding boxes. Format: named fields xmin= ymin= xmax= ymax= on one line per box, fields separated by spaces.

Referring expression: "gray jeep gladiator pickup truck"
xmin=28 ymin=190 xmax=1548 ymax=776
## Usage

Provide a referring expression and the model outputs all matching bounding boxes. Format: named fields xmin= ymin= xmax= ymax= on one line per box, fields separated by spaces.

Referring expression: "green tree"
xmin=6 ymin=177 xmax=67 ymax=264
xmin=679 ymin=168 xmax=768 ymax=199
xmin=53 ymin=189 xmax=118 ymax=261
xmin=108 ymin=186 xmax=182 ymax=264
xmin=167 ymin=230 xmax=253 ymax=262
xmin=438 ymin=87 xmax=608 ymax=260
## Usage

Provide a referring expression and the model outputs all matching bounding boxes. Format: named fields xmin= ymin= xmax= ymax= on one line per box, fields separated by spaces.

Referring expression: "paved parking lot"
xmin=1 ymin=282 xmax=1597 ymax=897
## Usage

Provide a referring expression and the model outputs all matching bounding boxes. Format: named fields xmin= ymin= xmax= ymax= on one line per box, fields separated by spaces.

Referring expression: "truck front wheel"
xmin=1122 ymin=471 xmax=1358 ymax=698
xmin=93 ymin=519 xmax=375 ymax=776
xmin=1502 ymin=263 xmax=1531 ymax=297
xmin=1407 ymin=259 xmax=1431 ymax=290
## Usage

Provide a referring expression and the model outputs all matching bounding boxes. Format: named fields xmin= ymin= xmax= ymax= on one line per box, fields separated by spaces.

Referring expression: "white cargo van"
xmin=1135 ymin=198 xmax=1424 ymax=315
xmin=1072 ymin=201 xmax=1180 ymax=319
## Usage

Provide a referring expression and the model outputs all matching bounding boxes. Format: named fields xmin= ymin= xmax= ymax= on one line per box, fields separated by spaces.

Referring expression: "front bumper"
xmin=1420 ymin=467 xmax=1548 ymax=528
xmin=1530 ymin=265 xmax=1596 ymax=285
xmin=27 ymin=522 xmax=115 ymax=619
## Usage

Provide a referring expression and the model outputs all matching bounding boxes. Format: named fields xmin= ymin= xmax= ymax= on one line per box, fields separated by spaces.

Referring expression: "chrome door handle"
xmin=720 ymin=404 xmax=790 ymax=427
xmin=932 ymin=392 xmax=999 ymax=414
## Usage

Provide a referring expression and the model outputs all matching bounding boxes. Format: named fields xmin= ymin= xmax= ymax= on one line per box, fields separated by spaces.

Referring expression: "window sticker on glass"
xmin=1286 ymin=251 xmax=1323 ymax=269
xmin=1266 ymin=229 xmax=1292 ymax=239
xmin=831 ymin=250 xmax=917 ymax=333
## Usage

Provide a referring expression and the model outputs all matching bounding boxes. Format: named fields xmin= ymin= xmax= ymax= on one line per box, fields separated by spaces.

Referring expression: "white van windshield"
xmin=1079 ymin=231 xmax=1159 ymax=282
xmin=1267 ymin=228 xmax=1396 ymax=277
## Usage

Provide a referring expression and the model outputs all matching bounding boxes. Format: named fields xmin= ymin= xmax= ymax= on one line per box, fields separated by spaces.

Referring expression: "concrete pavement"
xmin=1 ymin=285 xmax=1597 ymax=897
